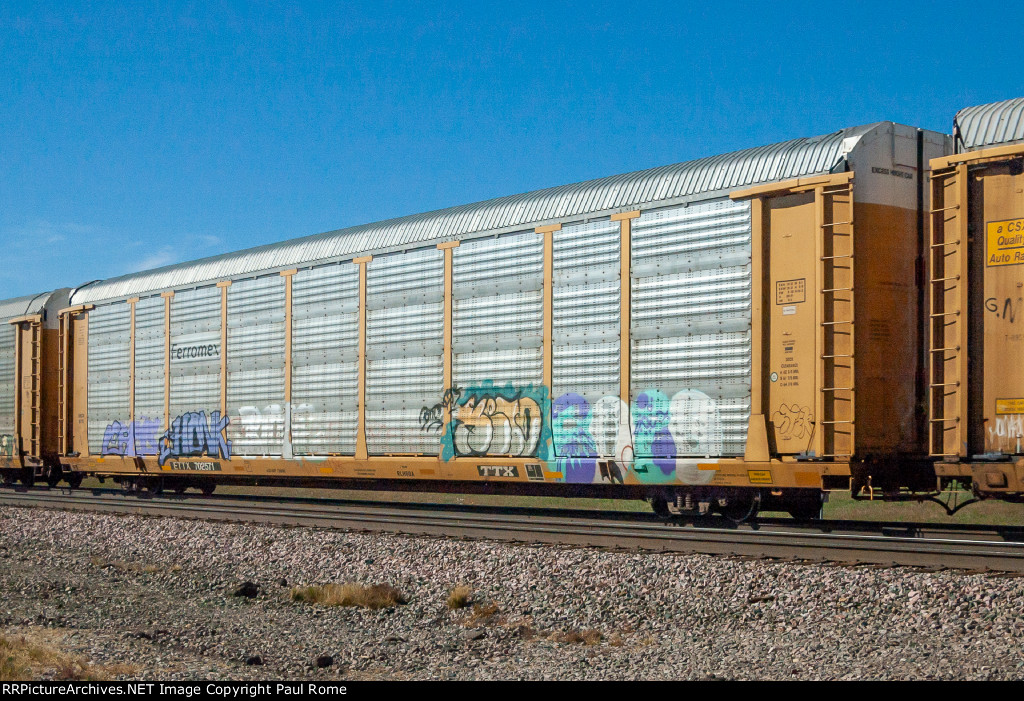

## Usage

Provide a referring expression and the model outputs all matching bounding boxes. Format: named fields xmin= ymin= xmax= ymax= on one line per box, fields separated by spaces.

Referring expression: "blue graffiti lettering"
xmin=158 ymin=411 xmax=232 ymax=466
xmin=100 ymin=417 xmax=163 ymax=457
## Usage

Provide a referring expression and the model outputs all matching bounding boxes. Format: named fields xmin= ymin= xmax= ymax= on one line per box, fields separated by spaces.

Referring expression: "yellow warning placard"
xmin=747 ymin=469 xmax=773 ymax=485
xmin=987 ymin=218 xmax=1024 ymax=266
xmin=996 ymin=398 xmax=1024 ymax=415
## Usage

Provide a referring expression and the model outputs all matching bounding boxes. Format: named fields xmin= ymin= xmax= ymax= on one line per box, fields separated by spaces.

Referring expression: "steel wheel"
xmin=720 ymin=490 xmax=760 ymax=524
xmin=788 ymin=496 xmax=823 ymax=521
xmin=66 ymin=473 xmax=83 ymax=490
xmin=649 ymin=495 xmax=671 ymax=518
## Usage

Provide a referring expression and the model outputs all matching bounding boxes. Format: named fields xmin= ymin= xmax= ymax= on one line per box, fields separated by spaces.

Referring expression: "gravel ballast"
xmin=0 ymin=504 xmax=1021 ymax=680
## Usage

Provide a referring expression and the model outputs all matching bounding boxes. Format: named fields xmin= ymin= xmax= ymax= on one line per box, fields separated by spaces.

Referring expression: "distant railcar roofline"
xmin=0 ymin=292 xmax=54 ymax=322
xmin=955 ymin=97 xmax=1024 ymax=153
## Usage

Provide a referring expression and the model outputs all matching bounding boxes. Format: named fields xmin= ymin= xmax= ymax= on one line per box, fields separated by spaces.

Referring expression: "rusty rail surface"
xmin=2 ymin=488 xmax=1024 ymax=573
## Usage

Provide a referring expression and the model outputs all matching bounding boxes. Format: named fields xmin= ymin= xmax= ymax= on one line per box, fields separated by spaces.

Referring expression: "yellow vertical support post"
xmin=29 ymin=320 xmax=40 ymax=458
xmin=12 ymin=321 xmax=21 ymax=464
xmin=127 ymin=299 xmax=137 ymax=431
xmin=280 ymin=270 xmax=296 ymax=459
xmin=436 ymin=242 xmax=459 ymax=462
xmin=57 ymin=312 xmax=67 ymax=456
xmin=535 ymin=225 xmax=561 ymax=394
xmin=748 ymin=199 xmax=764 ymax=418
xmin=354 ymin=256 xmax=372 ymax=461
xmin=610 ymin=211 xmax=639 ymax=409
xmin=161 ymin=292 xmax=173 ymax=431
xmin=280 ymin=271 xmax=296 ymax=404
xmin=744 ymin=198 xmax=771 ymax=461
xmin=73 ymin=313 xmax=89 ymax=457
xmin=217 ymin=282 xmax=231 ymax=418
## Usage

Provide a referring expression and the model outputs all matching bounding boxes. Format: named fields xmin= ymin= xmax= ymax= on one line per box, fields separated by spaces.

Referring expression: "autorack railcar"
xmin=928 ymin=97 xmax=1024 ymax=497
xmin=3 ymin=100 xmax=1024 ymax=520
xmin=24 ymin=121 xmax=948 ymax=520
xmin=0 ymin=289 xmax=72 ymax=487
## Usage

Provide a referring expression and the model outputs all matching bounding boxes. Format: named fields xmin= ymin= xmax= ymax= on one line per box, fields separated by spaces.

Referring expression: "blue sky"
xmin=0 ymin=1 xmax=1019 ymax=298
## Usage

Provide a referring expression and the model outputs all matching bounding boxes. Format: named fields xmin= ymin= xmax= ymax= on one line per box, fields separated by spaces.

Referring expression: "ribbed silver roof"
xmin=73 ymin=122 xmax=882 ymax=305
xmin=0 ymin=293 xmax=51 ymax=321
xmin=955 ymin=98 xmax=1024 ymax=152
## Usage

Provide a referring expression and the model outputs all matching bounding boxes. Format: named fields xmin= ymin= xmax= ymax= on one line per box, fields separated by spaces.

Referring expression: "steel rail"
xmin=14 ymin=485 xmax=1024 ymax=541
xmin=2 ymin=489 xmax=1024 ymax=573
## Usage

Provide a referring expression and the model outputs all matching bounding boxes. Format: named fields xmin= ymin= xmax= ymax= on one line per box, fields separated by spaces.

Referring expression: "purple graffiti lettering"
xmin=158 ymin=410 xmax=232 ymax=466
xmin=132 ymin=417 xmax=162 ymax=456
xmin=101 ymin=417 xmax=164 ymax=457
xmin=101 ymin=420 xmax=131 ymax=456
xmin=552 ymin=393 xmax=598 ymax=484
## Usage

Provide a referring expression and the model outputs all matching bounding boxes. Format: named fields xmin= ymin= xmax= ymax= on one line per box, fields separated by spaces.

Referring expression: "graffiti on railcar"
xmin=631 ymin=390 xmax=677 ymax=483
xmin=100 ymin=417 xmax=162 ymax=457
xmin=551 ymin=389 xmax=723 ymax=485
xmin=0 ymin=434 xmax=13 ymax=458
xmin=667 ymin=389 xmax=723 ymax=484
xmin=158 ymin=410 xmax=232 ymax=466
xmin=666 ymin=390 xmax=725 ymax=454
xmin=419 ymin=386 xmax=463 ymax=433
xmin=771 ymin=404 xmax=812 ymax=441
xmin=135 ymin=418 xmax=163 ymax=456
xmin=439 ymin=382 xmax=551 ymax=461
xmin=987 ymin=414 xmax=1024 ymax=453
xmin=551 ymin=394 xmax=628 ymax=485
xmin=551 ymin=393 xmax=599 ymax=483
xmin=238 ymin=404 xmax=287 ymax=444
xmin=589 ymin=396 xmax=633 ymax=465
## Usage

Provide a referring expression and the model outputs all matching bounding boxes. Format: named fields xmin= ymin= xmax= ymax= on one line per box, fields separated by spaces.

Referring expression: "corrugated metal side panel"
xmin=552 ymin=219 xmax=621 ymax=457
xmin=87 ymin=303 xmax=131 ymax=454
xmin=292 ymin=264 xmax=360 ymax=455
xmin=956 ymin=98 xmax=1024 ymax=151
xmin=168 ymin=286 xmax=222 ymax=420
xmin=365 ymin=248 xmax=444 ymax=454
xmin=227 ymin=276 xmax=287 ymax=456
xmin=630 ymin=199 xmax=752 ymax=458
xmin=453 ymin=232 xmax=543 ymax=388
xmin=0 ymin=323 xmax=15 ymax=439
xmin=132 ymin=295 xmax=165 ymax=455
xmin=72 ymin=125 xmax=877 ymax=305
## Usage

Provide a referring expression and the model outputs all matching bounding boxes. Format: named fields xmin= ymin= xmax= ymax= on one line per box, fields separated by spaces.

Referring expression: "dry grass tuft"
xmin=0 ymin=640 xmax=27 ymax=681
xmin=290 ymin=583 xmax=407 ymax=609
xmin=514 ymin=624 xmax=538 ymax=640
xmin=446 ymin=585 xmax=473 ymax=610
xmin=465 ymin=601 xmax=501 ymax=626
xmin=549 ymin=628 xmax=603 ymax=645
xmin=0 ymin=633 xmax=124 ymax=682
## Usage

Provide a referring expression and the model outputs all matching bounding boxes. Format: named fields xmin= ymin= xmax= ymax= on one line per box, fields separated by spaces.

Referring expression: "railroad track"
xmin=3 ymin=488 xmax=1024 ymax=573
